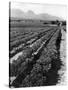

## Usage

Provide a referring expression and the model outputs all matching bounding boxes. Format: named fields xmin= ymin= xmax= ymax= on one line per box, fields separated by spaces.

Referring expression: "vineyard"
xmin=9 ymin=20 xmax=66 ymax=87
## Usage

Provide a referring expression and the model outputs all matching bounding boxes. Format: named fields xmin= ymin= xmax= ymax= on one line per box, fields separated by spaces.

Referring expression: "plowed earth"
xmin=9 ymin=26 xmax=66 ymax=88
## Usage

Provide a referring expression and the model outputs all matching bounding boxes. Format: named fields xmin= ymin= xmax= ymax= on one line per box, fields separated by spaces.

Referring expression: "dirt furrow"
xmin=10 ymin=28 xmax=57 ymax=87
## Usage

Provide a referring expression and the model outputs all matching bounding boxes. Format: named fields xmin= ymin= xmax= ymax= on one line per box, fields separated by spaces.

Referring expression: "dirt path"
xmin=57 ymin=29 xmax=66 ymax=85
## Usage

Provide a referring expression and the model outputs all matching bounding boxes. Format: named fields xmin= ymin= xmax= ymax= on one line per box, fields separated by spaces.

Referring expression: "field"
xmin=9 ymin=19 xmax=66 ymax=87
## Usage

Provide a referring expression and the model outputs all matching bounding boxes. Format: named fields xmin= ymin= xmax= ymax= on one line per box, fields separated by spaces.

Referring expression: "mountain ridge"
xmin=11 ymin=9 xmax=64 ymax=21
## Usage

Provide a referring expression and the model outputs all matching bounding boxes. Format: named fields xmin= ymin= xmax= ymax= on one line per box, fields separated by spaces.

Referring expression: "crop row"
xmin=10 ymin=27 xmax=57 ymax=76
xmin=10 ymin=27 xmax=57 ymax=58
xmin=20 ymin=29 xmax=61 ymax=87
xmin=10 ymin=27 xmax=56 ymax=50
xmin=10 ymin=28 xmax=61 ymax=87
xmin=10 ymin=27 xmax=51 ymax=42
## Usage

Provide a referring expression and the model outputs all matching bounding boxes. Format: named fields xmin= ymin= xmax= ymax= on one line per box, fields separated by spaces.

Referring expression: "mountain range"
xmin=11 ymin=9 xmax=63 ymax=21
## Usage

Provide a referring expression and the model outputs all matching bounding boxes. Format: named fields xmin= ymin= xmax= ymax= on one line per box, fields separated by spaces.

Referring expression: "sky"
xmin=11 ymin=2 xmax=67 ymax=20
